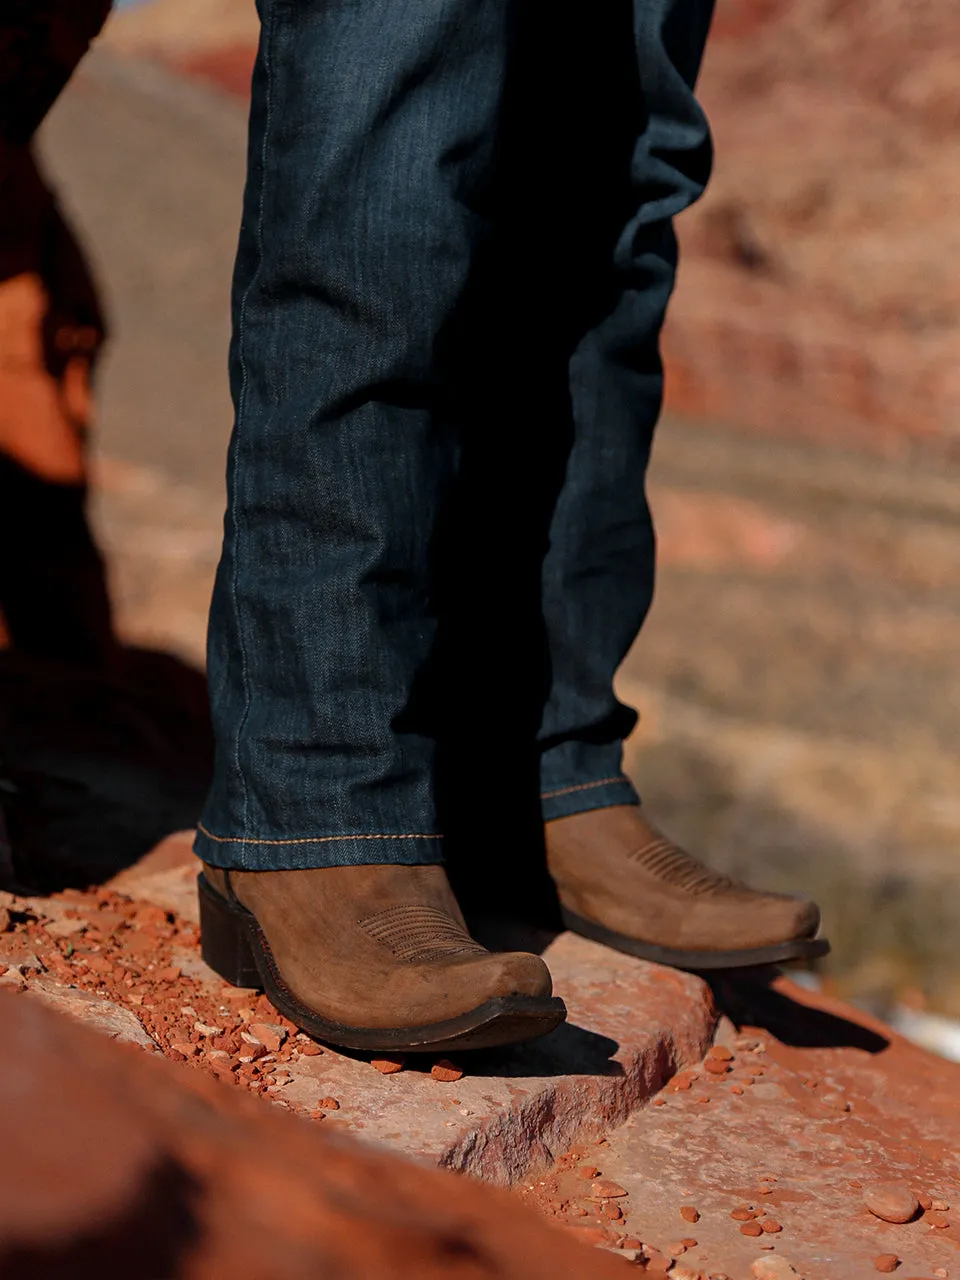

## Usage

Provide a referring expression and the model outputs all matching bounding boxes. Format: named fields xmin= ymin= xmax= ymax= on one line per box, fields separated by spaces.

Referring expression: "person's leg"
xmin=536 ymin=0 xmax=713 ymax=815
xmin=195 ymin=0 xmax=562 ymax=1049
xmin=197 ymin=0 xmax=511 ymax=871
xmin=537 ymin=0 xmax=828 ymax=967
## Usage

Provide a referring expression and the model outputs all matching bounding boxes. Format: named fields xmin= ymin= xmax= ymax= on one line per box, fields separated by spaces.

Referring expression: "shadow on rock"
xmin=467 ymin=1020 xmax=623 ymax=1079
xmin=706 ymin=968 xmax=890 ymax=1054
xmin=0 ymin=647 xmax=212 ymax=892
xmin=0 ymin=1156 xmax=201 ymax=1280
xmin=331 ymin=1020 xmax=623 ymax=1082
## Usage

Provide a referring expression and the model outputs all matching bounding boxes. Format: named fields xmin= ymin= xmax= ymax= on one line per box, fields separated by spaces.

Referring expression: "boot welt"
xmin=198 ymin=873 xmax=567 ymax=1053
xmin=561 ymin=907 xmax=831 ymax=972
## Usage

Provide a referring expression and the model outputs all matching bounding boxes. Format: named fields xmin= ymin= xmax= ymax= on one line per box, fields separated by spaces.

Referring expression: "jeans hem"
xmin=540 ymin=775 xmax=639 ymax=822
xmin=194 ymin=824 xmax=445 ymax=871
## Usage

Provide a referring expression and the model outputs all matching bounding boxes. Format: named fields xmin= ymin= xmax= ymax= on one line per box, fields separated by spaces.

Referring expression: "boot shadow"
xmin=706 ymin=968 xmax=890 ymax=1054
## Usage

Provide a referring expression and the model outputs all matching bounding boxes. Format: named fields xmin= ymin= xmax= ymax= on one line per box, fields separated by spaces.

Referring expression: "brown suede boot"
xmin=546 ymin=805 xmax=828 ymax=970
xmin=199 ymin=863 xmax=565 ymax=1053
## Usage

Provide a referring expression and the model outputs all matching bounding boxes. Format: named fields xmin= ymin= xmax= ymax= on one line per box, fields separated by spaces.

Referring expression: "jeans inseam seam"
xmin=197 ymin=823 xmax=444 ymax=846
xmin=229 ymin=0 xmax=276 ymax=841
xmin=540 ymin=776 xmax=626 ymax=800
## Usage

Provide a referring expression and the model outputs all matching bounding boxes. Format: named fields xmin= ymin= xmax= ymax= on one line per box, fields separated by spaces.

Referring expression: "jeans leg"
xmin=197 ymin=0 xmax=510 ymax=870
xmin=537 ymin=0 xmax=716 ymax=820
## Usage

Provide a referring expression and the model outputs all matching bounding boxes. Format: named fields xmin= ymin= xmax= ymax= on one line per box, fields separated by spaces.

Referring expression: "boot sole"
xmin=561 ymin=907 xmax=831 ymax=971
xmin=198 ymin=873 xmax=567 ymax=1053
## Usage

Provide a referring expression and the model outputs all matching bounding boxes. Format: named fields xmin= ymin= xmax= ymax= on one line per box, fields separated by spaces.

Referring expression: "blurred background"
xmin=28 ymin=0 xmax=960 ymax=1037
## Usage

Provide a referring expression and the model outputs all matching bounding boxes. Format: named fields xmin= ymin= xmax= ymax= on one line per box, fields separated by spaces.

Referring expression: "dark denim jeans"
xmin=196 ymin=0 xmax=715 ymax=874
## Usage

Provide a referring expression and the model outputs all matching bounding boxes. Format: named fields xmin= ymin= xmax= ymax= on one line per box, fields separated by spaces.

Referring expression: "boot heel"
xmin=198 ymin=873 xmax=262 ymax=989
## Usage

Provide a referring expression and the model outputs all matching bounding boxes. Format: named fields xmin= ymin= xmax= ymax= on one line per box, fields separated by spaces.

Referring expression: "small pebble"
xmin=371 ymin=1056 xmax=405 ymax=1074
xmin=603 ymin=1203 xmax=622 ymax=1221
xmin=621 ymin=1237 xmax=643 ymax=1249
xmin=761 ymin=1220 xmax=783 ymax=1234
xmin=705 ymin=1058 xmax=731 ymax=1075
xmin=666 ymin=1241 xmax=688 ymax=1256
xmin=431 ymin=1059 xmax=463 ymax=1083
xmin=932 ymin=1200 xmax=950 ymax=1213
xmin=247 ymin=1022 xmax=285 ymax=1052
xmin=917 ymin=1193 xmax=934 ymax=1211
xmin=933 ymin=1270 xmax=948 ymax=1279
xmin=708 ymin=1044 xmax=734 ymax=1062
xmin=317 ymin=1096 xmax=340 ymax=1110
xmin=740 ymin=1222 xmax=764 ymax=1237
xmin=732 ymin=1208 xmax=758 ymax=1221
xmin=927 ymin=1213 xmax=950 ymax=1229
xmin=680 ymin=1238 xmax=699 ymax=1249
xmin=873 ymin=1257 xmax=900 ymax=1274
xmin=579 ymin=1166 xmax=600 ymax=1180
xmin=864 ymin=1183 xmax=920 ymax=1224
xmin=731 ymin=1086 xmax=745 ymax=1096
xmin=680 ymin=1206 xmax=700 ymax=1223
xmin=592 ymin=1180 xmax=628 ymax=1199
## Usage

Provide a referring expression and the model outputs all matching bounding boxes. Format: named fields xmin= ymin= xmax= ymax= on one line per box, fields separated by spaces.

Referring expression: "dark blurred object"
xmin=0 ymin=991 xmax=624 ymax=1280
xmin=0 ymin=647 xmax=213 ymax=891
xmin=0 ymin=145 xmax=113 ymax=668
xmin=0 ymin=2 xmax=215 ymax=891
xmin=0 ymin=0 xmax=112 ymax=164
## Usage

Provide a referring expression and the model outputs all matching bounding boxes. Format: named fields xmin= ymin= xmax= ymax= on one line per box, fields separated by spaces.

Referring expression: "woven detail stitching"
xmin=540 ymin=776 xmax=624 ymax=800
xmin=630 ymin=836 xmax=735 ymax=895
xmin=197 ymin=823 xmax=442 ymax=847
xmin=359 ymin=906 xmax=486 ymax=963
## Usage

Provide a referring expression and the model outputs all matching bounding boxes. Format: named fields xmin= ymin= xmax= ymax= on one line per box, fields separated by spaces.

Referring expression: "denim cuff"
xmin=194 ymin=826 xmax=445 ymax=872
xmin=539 ymin=774 xmax=639 ymax=822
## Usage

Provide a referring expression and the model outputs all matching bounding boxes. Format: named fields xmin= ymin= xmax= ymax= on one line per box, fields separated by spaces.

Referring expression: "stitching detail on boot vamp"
xmin=358 ymin=905 xmax=487 ymax=964
xmin=629 ymin=835 xmax=737 ymax=896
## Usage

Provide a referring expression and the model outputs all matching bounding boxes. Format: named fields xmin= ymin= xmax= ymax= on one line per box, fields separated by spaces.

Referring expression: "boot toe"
xmin=474 ymin=951 xmax=554 ymax=1002
xmin=782 ymin=893 xmax=821 ymax=941
xmin=724 ymin=890 xmax=822 ymax=950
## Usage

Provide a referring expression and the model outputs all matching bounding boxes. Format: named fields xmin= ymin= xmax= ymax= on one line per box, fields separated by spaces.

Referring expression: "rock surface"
xmin=3 ymin=834 xmax=718 ymax=1188
xmin=518 ymin=977 xmax=960 ymax=1279
xmin=0 ymin=991 xmax=628 ymax=1279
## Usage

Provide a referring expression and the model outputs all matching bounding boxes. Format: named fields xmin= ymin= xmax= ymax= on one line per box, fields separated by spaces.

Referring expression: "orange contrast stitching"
xmin=197 ymin=823 xmax=443 ymax=846
xmin=540 ymin=776 xmax=624 ymax=800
